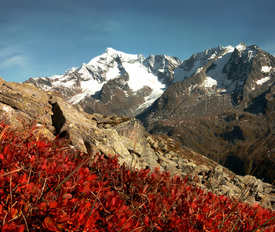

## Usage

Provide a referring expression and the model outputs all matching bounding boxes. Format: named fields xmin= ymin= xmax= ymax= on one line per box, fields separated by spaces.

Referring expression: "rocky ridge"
xmin=0 ymin=77 xmax=274 ymax=209
xmin=137 ymin=43 xmax=275 ymax=183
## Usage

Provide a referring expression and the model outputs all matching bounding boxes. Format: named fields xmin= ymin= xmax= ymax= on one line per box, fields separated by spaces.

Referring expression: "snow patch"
xmin=204 ymin=76 xmax=217 ymax=88
xmin=205 ymin=48 xmax=235 ymax=91
xmin=88 ymin=47 xmax=141 ymax=67
xmin=236 ymin=43 xmax=246 ymax=52
xmin=49 ymin=75 xmax=63 ymax=80
xmin=62 ymin=80 xmax=76 ymax=88
xmin=196 ymin=67 xmax=204 ymax=74
xmin=68 ymin=78 xmax=106 ymax=104
xmin=247 ymin=50 xmax=255 ymax=61
xmin=77 ymin=65 xmax=94 ymax=80
xmin=136 ymin=89 xmax=163 ymax=112
xmin=64 ymin=67 xmax=77 ymax=75
xmin=187 ymin=84 xmax=198 ymax=94
xmin=105 ymin=47 xmax=139 ymax=62
xmin=208 ymin=53 xmax=217 ymax=60
xmin=225 ymin=46 xmax=235 ymax=53
xmin=256 ymin=76 xmax=271 ymax=85
xmin=106 ymin=66 xmax=121 ymax=80
xmin=81 ymin=79 xmax=104 ymax=94
xmin=123 ymin=62 xmax=165 ymax=92
xmin=173 ymin=60 xmax=203 ymax=82
xmin=69 ymin=92 xmax=89 ymax=104
xmin=261 ymin=66 xmax=272 ymax=73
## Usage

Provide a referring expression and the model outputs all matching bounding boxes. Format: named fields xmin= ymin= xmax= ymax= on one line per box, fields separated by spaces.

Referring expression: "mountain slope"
xmin=137 ymin=43 xmax=275 ymax=183
xmin=26 ymin=48 xmax=182 ymax=117
xmin=26 ymin=43 xmax=275 ymax=183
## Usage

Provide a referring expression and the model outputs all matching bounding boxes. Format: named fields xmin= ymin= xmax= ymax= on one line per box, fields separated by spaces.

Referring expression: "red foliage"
xmin=0 ymin=122 xmax=274 ymax=231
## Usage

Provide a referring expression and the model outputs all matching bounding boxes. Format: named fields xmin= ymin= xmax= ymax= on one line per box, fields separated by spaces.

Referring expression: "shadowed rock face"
xmin=0 ymin=77 xmax=274 ymax=209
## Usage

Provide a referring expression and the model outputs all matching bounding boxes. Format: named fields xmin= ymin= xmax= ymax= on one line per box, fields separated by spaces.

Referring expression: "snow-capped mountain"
xmin=172 ymin=43 xmax=272 ymax=97
xmin=27 ymin=43 xmax=274 ymax=118
xmin=27 ymin=47 xmax=181 ymax=116
xmin=137 ymin=43 xmax=275 ymax=183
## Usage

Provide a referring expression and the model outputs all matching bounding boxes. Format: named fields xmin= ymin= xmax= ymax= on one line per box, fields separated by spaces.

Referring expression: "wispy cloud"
xmin=0 ymin=45 xmax=18 ymax=58
xmin=0 ymin=43 xmax=30 ymax=70
xmin=0 ymin=55 xmax=28 ymax=69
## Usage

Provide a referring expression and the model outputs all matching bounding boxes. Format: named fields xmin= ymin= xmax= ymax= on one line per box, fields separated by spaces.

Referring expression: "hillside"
xmin=0 ymin=121 xmax=274 ymax=231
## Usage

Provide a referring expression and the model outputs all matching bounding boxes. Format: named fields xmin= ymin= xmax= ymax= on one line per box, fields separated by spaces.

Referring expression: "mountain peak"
xmin=102 ymin=47 xmax=142 ymax=64
xmin=105 ymin=47 xmax=121 ymax=54
xmin=236 ymin=42 xmax=247 ymax=51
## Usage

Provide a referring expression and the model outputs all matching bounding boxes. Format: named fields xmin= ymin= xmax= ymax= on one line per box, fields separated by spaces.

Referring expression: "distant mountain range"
xmin=26 ymin=43 xmax=275 ymax=183
xmin=27 ymin=47 xmax=182 ymax=116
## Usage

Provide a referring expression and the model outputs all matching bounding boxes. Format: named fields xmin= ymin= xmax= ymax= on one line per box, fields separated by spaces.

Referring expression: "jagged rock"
xmin=0 ymin=77 xmax=161 ymax=170
xmin=0 ymin=77 xmax=54 ymax=135
xmin=158 ymin=153 xmax=178 ymax=167
xmin=48 ymin=94 xmax=99 ymax=153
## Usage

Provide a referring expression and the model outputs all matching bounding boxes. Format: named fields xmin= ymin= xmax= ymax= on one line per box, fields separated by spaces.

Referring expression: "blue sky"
xmin=1 ymin=0 xmax=275 ymax=82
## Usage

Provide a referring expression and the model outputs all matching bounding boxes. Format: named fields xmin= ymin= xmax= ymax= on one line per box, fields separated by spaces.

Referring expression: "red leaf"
xmin=203 ymin=206 xmax=210 ymax=213
xmin=58 ymin=215 xmax=71 ymax=223
xmin=21 ymin=173 xmax=28 ymax=183
xmin=49 ymin=201 xmax=58 ymax=209
xmin=3 ymin=145 xmax=9 ymax=154
xmin=124 ymin=221 xmax=132 ymax=230
xmin=79 ymin=212 xmax=85 ymax=221
xmin=88 ymin=173 xmax=98 ymax=181
xmin=197 ymin=213 xmax=203 ymax=220
xmin=211 ymin=229 xmax=220 ymax=232
xmin=43 ymin=216 xmax=56 ymax=231
xmin=84 ymin=201 xmax=91 ymax=209
xmin=144 ymin=216 xmax=150 ymax=226
xmin=111 ymin=197 xmax=116 ymax=206
xmin=106 ymin=215 xmax=113 ymax=222
xmin=37 ymin=140 xmax=46 ymax=148
xmin=19 ymin=224 xmax=25 ymax=232
xmin=38 ymin=202 xmax=48 ymax=211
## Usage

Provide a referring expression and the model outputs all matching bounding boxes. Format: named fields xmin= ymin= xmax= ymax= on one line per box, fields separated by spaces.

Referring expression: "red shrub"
xmin=0 ymin=122 xmax=274 ymax=231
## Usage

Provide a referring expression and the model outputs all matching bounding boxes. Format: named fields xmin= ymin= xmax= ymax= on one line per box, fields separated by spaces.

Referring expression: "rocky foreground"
xmin=0 ymin=77 xmax=274 ymax=210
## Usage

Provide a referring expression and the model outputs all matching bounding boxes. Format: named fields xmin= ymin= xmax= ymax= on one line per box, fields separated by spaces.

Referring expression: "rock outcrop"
xmin=0 ymin=77 xmax=274 ymax=210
